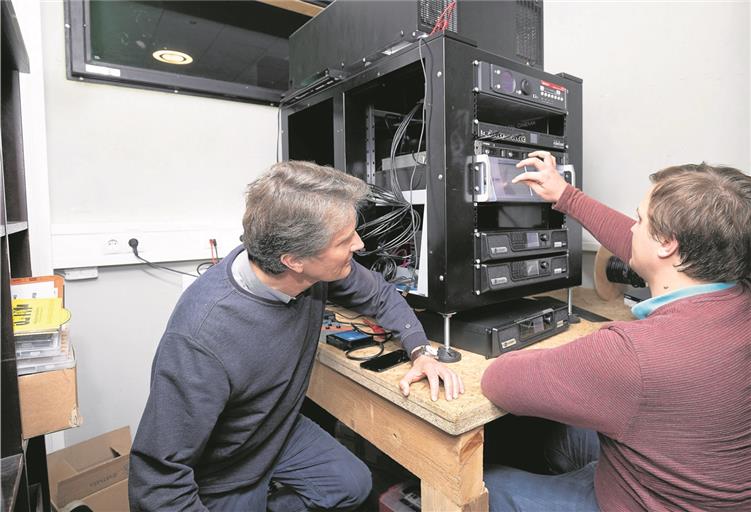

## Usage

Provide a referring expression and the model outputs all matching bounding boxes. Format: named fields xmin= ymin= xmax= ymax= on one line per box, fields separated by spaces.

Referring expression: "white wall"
xmin=28 ymin=1 xmax=277 ymax=446
xmin=545 ymin=0 xmax=750 ymax=287
xmin=61 ymin=262 xmax=200 ymax=447
xmin=16 ymin=0 xmax=751 ymax=447
xmin=42 ymin=0 xmax=278 ymax=268
xmin=545 ymin=0 xmax=750 ymax=252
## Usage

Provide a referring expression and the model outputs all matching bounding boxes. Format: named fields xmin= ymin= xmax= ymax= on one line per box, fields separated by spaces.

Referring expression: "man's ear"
xmin=280 ymin=253 xmax=305 ymax=274
xmin=657 ymin=238 xmax=679 ymax=259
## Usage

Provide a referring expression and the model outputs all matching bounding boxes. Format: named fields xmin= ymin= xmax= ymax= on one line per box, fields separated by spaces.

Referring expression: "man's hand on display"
xmin=399 ymin=356 xmax=465 ymax=402
xmin=513 ymin=150 xmax=568 ymax=203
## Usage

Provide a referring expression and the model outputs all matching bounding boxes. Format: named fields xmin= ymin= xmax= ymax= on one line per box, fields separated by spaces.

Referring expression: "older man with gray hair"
xmin=129 ymin=161 xmax=463 ymax=511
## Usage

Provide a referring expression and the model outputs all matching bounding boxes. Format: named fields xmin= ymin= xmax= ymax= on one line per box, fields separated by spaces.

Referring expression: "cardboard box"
xmin=47 ymin=427 xmax=131 ymax=510
xmin=18 ymin=366 xmax=82 ymax=439
xmin=56 ymin=479 xmax=129 ymax=512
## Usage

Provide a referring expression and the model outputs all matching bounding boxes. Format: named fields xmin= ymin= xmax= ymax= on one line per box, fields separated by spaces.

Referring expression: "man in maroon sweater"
xmin=481 ymin=153 xmax=751 ymax=512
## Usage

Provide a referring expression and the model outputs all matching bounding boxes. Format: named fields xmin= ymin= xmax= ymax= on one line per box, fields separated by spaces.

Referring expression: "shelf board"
xmin=256 ymin=0 xmax=323 ymax=17
xmin=0 ymin=222 xmax=28 ymax=237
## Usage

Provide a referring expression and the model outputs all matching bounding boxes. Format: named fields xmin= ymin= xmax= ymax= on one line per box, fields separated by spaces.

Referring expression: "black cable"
xmin=356 ymin=59 xmax=430 ymax=288
xmin=345 ymin=342 xmax=385 ymax=361
xmin=134 ymin=254 xmax=198 ymax=278
xmin=372 ymin=92 xmax=426 ymax=287
xmin=358 ymin=185 xmax=421 ymax=258
xmin=329 ymin=309 xmax=365 ymax=321
xmin=388 ymin=101 xmax=422 ymax=196
xmin=350 ymin=323 xmax=393 ymax=342
xmin=324 ymin=307 xmax=393 ymax=340
xmin=128 ymin=238 xmax=198 ymax=278
xmin=196 ymin=261 xmax=216 ymax=275
xmin=370 ymin=256 xmax=397 ymax=280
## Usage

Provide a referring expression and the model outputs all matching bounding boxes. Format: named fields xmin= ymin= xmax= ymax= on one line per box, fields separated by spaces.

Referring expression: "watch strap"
xmin=410 ymin=344 xmax=438 ymax=362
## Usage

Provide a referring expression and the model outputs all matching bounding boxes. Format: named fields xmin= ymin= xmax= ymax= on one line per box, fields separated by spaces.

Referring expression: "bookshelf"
xmin=1 ymin=1 xmax=50 ymax=511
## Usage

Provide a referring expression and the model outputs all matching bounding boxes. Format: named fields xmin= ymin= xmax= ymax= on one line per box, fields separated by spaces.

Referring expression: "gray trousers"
xmin=200 ymin=415 xmax=371 ymax=511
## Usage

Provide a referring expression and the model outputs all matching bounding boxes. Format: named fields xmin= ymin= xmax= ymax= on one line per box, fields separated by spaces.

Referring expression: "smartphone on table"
xmin=360 ymin=349 xmax=410 ymax=372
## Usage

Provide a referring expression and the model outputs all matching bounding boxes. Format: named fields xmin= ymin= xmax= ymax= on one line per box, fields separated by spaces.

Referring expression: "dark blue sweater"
xmin=129 ymin=246 xmax=427 ymax=511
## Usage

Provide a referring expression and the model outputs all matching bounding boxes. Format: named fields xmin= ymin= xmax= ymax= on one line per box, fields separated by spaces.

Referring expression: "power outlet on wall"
xmin=102 ymin=236 xmax=134 ymax=255
xmin=52 ymin=224 xmax=240 ymax=269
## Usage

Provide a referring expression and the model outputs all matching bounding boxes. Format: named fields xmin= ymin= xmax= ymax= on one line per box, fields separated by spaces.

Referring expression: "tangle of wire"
xmin=357 ymin=103 xmax=423 ymax=266
xmin=386 ymin=100 xmax=422 ymax=196
xmin=358 ymin=37 xmax=430 ymax=289
xmin=429 ymin=0 xmax=457 ymax=35
xmin=324 ymin=308 xmax=393 ymax=361
xmin=358 ymin=186 xmax=421 ymax=262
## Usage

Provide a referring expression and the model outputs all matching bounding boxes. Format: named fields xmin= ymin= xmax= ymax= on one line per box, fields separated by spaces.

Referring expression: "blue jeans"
xmin=486 ymin=424 xmax=600 ymax=512
xmin=200 ymin=415 xmax=372 ymax=511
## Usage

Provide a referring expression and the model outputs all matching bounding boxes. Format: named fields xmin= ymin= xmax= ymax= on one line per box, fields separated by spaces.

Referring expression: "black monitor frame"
xmin=64 ymin=0 xmax=294 ymax=105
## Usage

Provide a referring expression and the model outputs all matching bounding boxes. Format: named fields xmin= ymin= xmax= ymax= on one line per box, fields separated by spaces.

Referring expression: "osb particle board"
xmin=316 ymin=320 xmax=605 ymax=436
xmin=319 ymin=289 xmax=632 ymax=435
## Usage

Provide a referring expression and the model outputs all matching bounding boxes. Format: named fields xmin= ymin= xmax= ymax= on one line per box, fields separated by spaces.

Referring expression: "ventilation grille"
xmin=419 ymin=0 xmax=457 ymax=33
xmin=516 ymin=0 xmax=542 ymax=65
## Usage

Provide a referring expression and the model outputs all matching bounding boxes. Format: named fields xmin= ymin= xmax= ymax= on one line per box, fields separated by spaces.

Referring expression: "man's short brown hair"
xmin=648 ymin=163 xmax=751 ymax=284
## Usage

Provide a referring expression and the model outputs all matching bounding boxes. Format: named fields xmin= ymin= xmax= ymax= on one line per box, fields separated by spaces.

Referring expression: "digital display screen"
xmin=526 ymin=232 xmax=540 ymax=248
xmin=519 ymin=316 xmax=544 ymax=339
xmin=525 ymin=260 xmax=540 ymax=276
xmin=519 ymin=313 xmax=554 ymax=340
xmin=490 ymin=165 xmax=537 ymax=200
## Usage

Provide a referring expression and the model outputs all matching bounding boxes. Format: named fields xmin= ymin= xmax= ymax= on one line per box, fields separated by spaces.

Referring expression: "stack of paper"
xmin=11 ymin=276 xmax=75 ymax=376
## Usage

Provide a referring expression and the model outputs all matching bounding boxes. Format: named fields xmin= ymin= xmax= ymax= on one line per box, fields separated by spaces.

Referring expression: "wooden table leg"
xmin=422 ymin=483 xmax=489 ymax=512
xmin=307 ymin=362 xmax=488 ymax=511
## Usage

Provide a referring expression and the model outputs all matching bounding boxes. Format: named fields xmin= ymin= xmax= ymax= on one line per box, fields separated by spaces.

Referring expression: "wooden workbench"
xmin=307 ymin=288 xmax=633 ymax=511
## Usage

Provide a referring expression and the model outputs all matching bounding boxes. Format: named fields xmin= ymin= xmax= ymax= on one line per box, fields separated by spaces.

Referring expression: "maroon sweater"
xmin=481 ymin=185 xmax=751 ymax=511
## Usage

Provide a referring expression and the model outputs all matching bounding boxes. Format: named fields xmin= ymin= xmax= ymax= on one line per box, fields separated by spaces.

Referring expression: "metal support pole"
xmin=437 ymin=312 xmax=461 ymax=363
xmin=567 ymin=287 xmax=581 ymax=324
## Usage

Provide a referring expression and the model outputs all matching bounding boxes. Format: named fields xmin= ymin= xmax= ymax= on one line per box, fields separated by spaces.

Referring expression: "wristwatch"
xmin=410 ymin=344 xmax=439 ymax=362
